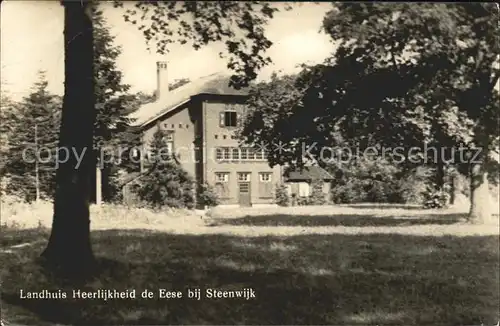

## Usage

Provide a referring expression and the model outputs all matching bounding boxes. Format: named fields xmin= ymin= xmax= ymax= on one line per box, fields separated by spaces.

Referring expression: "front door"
xmin=238 ymin=182 xmax=251 ymax=207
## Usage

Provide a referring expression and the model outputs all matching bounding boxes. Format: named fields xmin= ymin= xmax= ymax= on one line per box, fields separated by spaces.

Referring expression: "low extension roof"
xmin=285 ymin=166 xmax=334 ymax=182
xmin=129 ymin=72 xmax=248 ymax=128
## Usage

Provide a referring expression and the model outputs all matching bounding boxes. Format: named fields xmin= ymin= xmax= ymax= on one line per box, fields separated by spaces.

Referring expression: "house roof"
xmin=129 ymin=72 xmax=248 ymax=127
xmin=285 ymin=166 xmax=334 ymax=181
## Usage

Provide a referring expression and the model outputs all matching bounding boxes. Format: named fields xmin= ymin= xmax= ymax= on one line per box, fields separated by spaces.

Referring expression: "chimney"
xmin=156 ymin=61 xmax=169 ymax=100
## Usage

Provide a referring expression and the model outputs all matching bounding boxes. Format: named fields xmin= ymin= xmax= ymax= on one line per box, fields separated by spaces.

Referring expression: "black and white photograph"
xmin=0 ymin=1 xmax=499 ymax=325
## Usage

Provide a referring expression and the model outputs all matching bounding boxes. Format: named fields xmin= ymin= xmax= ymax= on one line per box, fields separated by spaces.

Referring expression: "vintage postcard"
xmin=1 ymin=1 xmax=499 ymax=325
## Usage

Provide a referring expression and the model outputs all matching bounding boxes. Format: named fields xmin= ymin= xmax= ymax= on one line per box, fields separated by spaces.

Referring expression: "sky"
xmin=0 ymin=1 xmax=335 ymax=100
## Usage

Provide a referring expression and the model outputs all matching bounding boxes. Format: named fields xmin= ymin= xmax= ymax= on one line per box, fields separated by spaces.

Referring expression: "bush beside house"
xmin=197 ymin=183 xmax=220 ymax=208
xmin=275 ymin=183 xmax=290 ymax=206
xmin=132 ymin=128 xmax=196 ymax=210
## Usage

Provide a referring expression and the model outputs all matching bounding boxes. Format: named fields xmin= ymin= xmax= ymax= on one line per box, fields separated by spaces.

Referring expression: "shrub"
xmin=395 ymin=167 xmax=430 ymax=204
xmin=197 ymin=183 xmax=220 ymax=208
xmin=309 ymin=180 xmax=327 ymax=205
xmin=331 ymin=182 xmax=365 ymax=204
xmin=135 ymin=128 xmax=195 ymax=209
xmin=297 ymin=196 xmax=312 ymax=206
xmin=422 ymin=186 xmax=450 ymax=209
xmin=275 ymin=183 xmax=289 ymax=206
xmin=329 ymin=159 xmax=431 ymax=204
xmin=136 ymin=165 xmax=195 ymax=209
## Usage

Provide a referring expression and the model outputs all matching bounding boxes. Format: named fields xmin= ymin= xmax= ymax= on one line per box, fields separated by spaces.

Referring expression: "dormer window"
xmin=220 ymin=111 xmax=237 ymax=127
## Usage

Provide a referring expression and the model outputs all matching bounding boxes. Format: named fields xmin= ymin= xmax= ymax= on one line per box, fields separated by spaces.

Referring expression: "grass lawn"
xmin=1 ymin=205 xmax=499 ymax=325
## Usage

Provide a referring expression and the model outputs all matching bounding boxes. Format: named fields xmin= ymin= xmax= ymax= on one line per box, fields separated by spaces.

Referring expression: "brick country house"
xmin=120 ymin=61 xmax=333 ymax=207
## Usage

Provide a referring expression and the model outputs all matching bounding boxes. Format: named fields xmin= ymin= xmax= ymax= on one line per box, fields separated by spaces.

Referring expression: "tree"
xmin=309 ymin=179 xmax=327 ymax=205
xmin=92 ymin=6 xmax=137 ymax=202
xmin=41 ymin=1 xmax=95 ymax=275
xmin=243 ymin=3 xmax=499 ymax=223
xmin=115 ymin=1 xmax=282 ymax=88
xmin=136 ymin=128 xmax=195 ymax=209
xmin=3 ymin=72 xmax=61 ymax=201
xmin=0 ymin=92 xmax=21 ymax=176
xmin=43 ymin=0 xmax=281 ymax=274
xmin=322 ymin=3 xmax=499 ymax=223
xmin=0 ymin=92 xmax=22 ymax=195
xmin=197 ymin=183 xmax=220 ymax=208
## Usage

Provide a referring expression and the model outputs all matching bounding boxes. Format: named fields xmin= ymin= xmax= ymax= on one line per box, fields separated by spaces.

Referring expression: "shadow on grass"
xmin=207 ymin=212 xmax=466 ymax=227
xmin=1 ymin=229 xmax=498 ymax=325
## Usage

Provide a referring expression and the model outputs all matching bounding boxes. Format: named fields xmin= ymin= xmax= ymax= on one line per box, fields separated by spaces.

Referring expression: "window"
xmin=171 ymin=124 xmax=175 ymax=128
xmin=166 ymin=142 xmax=173 ymax=155
xmin=163 ymin=132 xmax=174 ymax=142
xmin=231 ymin=148 xmax=240 ymax=160
xmin=179 ymin=123 xmax=183 ymax=128
xmin=223 ymin=135 xmax=227 ymax=139
xmin=223 ymin=147 xmax=230 ymax=160
xmin=247 ymin=148 xmax=256 ymax=160
xmin=238 ymin=173 xmax=251 ymax=182
xmin=162 ymin=132 xmax=174 ymax=154
xmin=215 ymin=135 xmax=218 ymax=139
xmin=215 ymin=148 xmax=223 ymax=160
xmin=220 ymin=111 xmax=238 ymax=127
xmin=214 ymin=147 xmax=268 ymax=162
xmin=215 ymin=173 xmax=230 ymax=198
xmin=255 ymin=148 xmax=263 ymax=160
xmin=240 ymin=148 xmax=248 ymax=160
xmin=258 ymin=173 xmax=273 ymax=198
xmin=215 ymin=172 xmax=229 ymax=182
xmin=259 ymin=173 xmax=272 ymax=182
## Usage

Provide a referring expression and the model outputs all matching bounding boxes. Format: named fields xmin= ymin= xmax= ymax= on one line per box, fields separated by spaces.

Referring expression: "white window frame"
xmin=259 ymin=173 xmax=272 ymax=183
xmin=223 ymin=147 xmax=230 ymax=160
xmin=165 ymin=142 xmax=173 ymax=155
xmin=231 ymin=148 xmax=240 ymax=160
xmin=238 ymin=173 xmax=251 ymax=182
xmin=215 ymin=172 xmax=229 ymax=183
xmin=215 ymin=148 xmax=223 ymax=160
xmin=255 ymin=149 xmax=263 ymax=160
xmin=240 ymin=148 xmax=248 ymax=160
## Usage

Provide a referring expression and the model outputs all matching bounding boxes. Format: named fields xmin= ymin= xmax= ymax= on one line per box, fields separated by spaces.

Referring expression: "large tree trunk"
xmin=469 ymin=161 xmax=493 ymax=224
xmin=41 ymin=1 xmax=95 ymax=275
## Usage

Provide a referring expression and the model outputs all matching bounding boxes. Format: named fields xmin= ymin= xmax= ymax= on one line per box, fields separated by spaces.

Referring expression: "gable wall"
xmin=140 ymin=102 xmax=198 ymax=178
